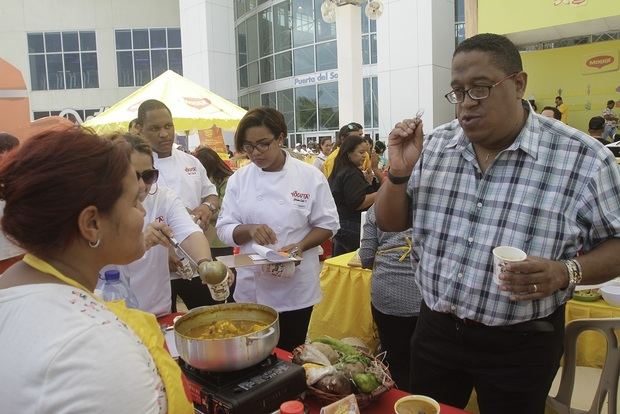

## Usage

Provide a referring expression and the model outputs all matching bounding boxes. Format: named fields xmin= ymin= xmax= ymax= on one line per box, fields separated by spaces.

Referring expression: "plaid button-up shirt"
xmin=407 ymin=106 xmax=620 ymax=325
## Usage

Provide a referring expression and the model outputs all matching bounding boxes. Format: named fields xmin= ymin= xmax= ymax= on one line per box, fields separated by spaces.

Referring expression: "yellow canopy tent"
xmin=82 ymin=70 xmax=246 ymax=134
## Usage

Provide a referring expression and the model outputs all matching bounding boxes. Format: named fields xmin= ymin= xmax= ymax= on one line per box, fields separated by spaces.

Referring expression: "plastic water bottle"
xmin=100 ymin=269 xmax=140 ymax=309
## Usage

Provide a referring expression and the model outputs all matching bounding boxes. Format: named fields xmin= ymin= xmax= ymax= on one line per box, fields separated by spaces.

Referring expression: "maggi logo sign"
xmin=586 ymin=55 xmax=614 ymax=69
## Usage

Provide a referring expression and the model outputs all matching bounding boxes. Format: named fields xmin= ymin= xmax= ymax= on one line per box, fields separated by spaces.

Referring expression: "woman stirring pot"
xmin=216 ymin=107 xmax=340 ymax=351
xmin=0 ymin=128 xmax=192 ymax=413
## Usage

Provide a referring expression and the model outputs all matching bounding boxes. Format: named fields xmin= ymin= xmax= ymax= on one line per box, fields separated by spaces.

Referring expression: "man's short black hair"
xmin=453 ymin=33 xmax=522 ymax=75
xmin=128 ymin=118 xmax=138 ymax=131
xmin=589 ymin=116 xmax=605 ymax=131
xmin=0 ymin=132 xmax=19 ymax=153
xmin=542 ymin=106 xmax=562 ymax=120
xmin=555 ymin=96 xmax=563 ymax=101
xmin=608 ymin=100 xmax=615 ymax=106
xmin=137 ymin=99 xmax=172 ymax=125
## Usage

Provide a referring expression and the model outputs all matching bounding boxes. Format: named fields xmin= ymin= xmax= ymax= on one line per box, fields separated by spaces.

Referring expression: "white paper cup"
xmin=492 ymin=246 xmax=527 ymax=285
xmin=206 ymin=274 xmax=230 ymax=301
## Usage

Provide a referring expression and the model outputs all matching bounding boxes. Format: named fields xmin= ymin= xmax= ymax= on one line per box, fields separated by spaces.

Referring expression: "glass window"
xmin=168 ymin=49 xmax=183 ymax=74
xmin=133 ymin=29 xmax=149 ymax=49
xmin=274 ymin=1 xmax=292 ymax=52
xmin=362 ymin=35 xmax=369 ymax=65
xmin=80 ymin=32 xmax=96 ymax=51
xmin=150 ymin=29 xmax=167 ymax=48
xmin=249 ymin=91 xmax=260 ymax=109
xmin=151 ymin=50 xmax=168 ymax=78
xmin=314 ymin=0 xmax=336 ymax=42
xmin=46 ymin=53 xmax=64 ymax=89
xmin=134 ymin=50 xmax=151 ymax=86
xmin=293 ymin=45 xmax=314 ymax=75
xmin=63 ymin=53 xmax=82 ymax=88
xmin=81 ymin=52 xmax=98 ymax=88
xmin=237 ymin=22 xmax=247 ymax=66
xmin=261 ymin=91 xmax=277 ymax=108
xmin=248 ymin=61 xmax=259 ymax=86
xmin=239 ymin=93 xmax=249 ymax=110
xmin=292 ymin=0 xmax=314 ymax=47
xmin=247 ymin=0 xmax=257 ymax=12
xmin=167 ymin=28 xmax=181 ymax=48
xmin=455 ymin=0 xmax=465 ymax=22
xmin=316 ymin=41 xmax=336 ymax=71
xmin=246 ymin=14 xmax=259 ymax=63
xmin=372 ymin=76 xmax=378 ymax=128
xmin=361 ymin=11 xmax=369 ymax=34
xmin=239 ymin=66 xmax=248 ymax=89
xmin=258 ymin=8 xmax=273 ymax=57
xmin=370 ymin=33 xmax=377 ymax=64
xmin=363 ymin=77 xmax=371 ymax=128
xmin=33 ymin=111 xmax=49 ymax=120
xmin=237 ymin=0 xmax=247 ymax=18
xmin=274 ymin=51 xmax=292 ymax=79
xmin=370 ymin=18 xmax=376 ymax=33
xmin=295 ymin=85 xmax=317 ymax=131
xmin=318 ymin=82 xmax=338 ymax=130
xmin=116 ymin=30 xmax=132 ymax=49
xmin=117 ymin=51 xmax=134 ymax=86
xmin=62 ymin=32 xmax=79 ymax=52
xmin=29 ymin=55 xmax=47 ymax=90
xmin=45 ymin=33 xmax=61 ymax=52
xmin=27 ymin=33 xmax=44 ymax=53
xmin=259 ymin=56 xmax=274 ymax=83
xmin=277 ymin=88 xmax=295 ymax=131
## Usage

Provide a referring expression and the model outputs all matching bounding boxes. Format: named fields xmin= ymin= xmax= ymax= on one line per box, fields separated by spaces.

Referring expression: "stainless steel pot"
xmin=174 ymin=303 xmax=280 ymax=372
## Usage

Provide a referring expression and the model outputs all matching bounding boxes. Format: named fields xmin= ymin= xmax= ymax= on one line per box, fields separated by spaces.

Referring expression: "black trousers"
xmin=333 ymin=219 xmax=361 ymax=256
xmin=170 ymin=247 xmax=236 ymax=312
xmin=371 ymin=304 xmax=418 ymax=392
xmin=277 ymin=306 xmax=314 ymax=352
xmin=410 ymin=301 xmax=565 ymax=414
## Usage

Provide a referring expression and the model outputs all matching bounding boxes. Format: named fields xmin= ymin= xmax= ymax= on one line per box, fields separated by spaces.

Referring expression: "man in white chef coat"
xmin=136 ymin=99 xmax=221 ymax=310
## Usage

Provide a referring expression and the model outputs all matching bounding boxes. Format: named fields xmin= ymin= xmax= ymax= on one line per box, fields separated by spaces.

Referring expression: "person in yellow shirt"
xmin=555 ymin=96 xmax=568 ymax=124
xmin=322 ymin=122 xmax=370 ymax=178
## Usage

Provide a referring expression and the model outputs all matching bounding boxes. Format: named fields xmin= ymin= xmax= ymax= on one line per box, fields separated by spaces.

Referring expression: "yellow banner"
xmin=582 ymin=50 xmax=619 ymax=75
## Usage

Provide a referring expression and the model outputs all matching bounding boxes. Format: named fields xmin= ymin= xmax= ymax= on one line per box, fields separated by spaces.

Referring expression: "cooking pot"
xmin=174 ymin=303 xmax=279 ymax=372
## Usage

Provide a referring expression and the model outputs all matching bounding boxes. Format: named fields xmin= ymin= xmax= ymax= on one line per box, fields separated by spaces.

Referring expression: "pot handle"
xmin=246 ymin=327 xmax=275 ymax=343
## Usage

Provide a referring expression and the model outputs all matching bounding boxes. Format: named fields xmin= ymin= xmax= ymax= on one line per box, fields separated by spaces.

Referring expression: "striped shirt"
xmin=407 ymin=104 xmax=620 ymax=325
xmin=359 ymin=206 xmax=422 ymax=317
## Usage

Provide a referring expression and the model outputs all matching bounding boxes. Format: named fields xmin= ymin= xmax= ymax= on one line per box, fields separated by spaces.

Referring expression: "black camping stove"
xmin=179 ymin=354 xmax=306 ymax=414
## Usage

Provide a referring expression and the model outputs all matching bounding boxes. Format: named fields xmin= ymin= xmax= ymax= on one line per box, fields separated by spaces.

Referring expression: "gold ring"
xmin=533 ymin=284 xmax=538 ymax=293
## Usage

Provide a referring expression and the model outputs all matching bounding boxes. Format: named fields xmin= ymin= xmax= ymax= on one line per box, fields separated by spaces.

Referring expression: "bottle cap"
xmin=279 ymin=400 xmax=304 ymax=414
xmin=103 ymin=270 xmax=120 ymax=281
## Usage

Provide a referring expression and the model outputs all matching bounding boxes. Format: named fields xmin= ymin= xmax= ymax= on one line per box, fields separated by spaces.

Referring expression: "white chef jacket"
xmin=102 ymin=186 xmax=201 ymax=316
xmin=153 ymin=148 xmax=217 ymax=210
xmin=153 ymin=148 xmax=216 ymax=280
xmin=216 ymin=152 xmax=340 ymax=312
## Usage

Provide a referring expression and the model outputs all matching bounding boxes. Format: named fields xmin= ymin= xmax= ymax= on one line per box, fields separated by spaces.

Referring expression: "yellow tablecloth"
xmin=307 ymin=252 xmax=380 ymax=351
xmin=565 ymin=298 xmax=620 ymax=368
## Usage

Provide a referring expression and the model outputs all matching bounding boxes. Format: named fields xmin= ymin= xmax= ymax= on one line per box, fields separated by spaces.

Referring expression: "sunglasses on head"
xmin=136 ymin=169 xmax=159 ymax=185
xmin=346 ymin=123 xmax=362 ymax=131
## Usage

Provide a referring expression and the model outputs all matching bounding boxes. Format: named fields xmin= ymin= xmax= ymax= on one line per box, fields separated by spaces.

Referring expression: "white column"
xmin=377 ymin=0 xmax=455 ymax=136
xmin=179 ymin=0 xmax=237 ymax=104
xmin=336 ymin=4 xmax=364 ymax=126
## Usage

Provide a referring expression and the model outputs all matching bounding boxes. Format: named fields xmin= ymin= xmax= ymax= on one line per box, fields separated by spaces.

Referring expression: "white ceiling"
xmin=506 ymin=15 xmax=620 ymax=46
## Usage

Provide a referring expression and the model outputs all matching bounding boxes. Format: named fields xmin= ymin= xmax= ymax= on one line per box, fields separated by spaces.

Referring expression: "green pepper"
xmin=352 ymin=373 xmax=381 ymax=393
xmin=312 ymin=337 xmax=370 ymax=365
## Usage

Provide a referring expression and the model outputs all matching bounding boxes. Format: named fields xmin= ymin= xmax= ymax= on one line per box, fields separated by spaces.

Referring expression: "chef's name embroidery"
xmin=291 ymin=190 xmax=310 ymax=208
xmin=185 ymin=166 xmax=197 ymax=175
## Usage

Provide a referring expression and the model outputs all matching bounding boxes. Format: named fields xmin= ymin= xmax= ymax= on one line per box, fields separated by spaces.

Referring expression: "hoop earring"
xmin=148 ymin=182 xmax=158 ymax=196
xmin=89 ymin=239 xmax=101 ymax=248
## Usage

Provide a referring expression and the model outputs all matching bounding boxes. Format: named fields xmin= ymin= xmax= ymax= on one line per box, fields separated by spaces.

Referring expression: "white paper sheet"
xmin=250 ymin=243 xmax=298 ymax=263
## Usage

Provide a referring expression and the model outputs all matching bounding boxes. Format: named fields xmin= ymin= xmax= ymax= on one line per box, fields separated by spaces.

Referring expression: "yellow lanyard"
xmin=22 ymin=253 xmax=194 ymax=414
xmin=376 ymin=236 xmax=412 ymax=262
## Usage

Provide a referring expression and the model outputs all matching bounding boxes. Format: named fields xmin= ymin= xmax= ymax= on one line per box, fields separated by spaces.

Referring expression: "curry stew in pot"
xmin=186 ymin=320 xmax=269 ymax=339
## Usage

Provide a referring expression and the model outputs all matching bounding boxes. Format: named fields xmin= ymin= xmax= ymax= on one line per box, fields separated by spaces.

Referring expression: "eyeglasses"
xmin=241 ymin=138 xmax=275 ymax=154
xmin=444 ymin=72 xmax=518 ymax=104
xmin=136 ymin=168 xmax=159 ymax=185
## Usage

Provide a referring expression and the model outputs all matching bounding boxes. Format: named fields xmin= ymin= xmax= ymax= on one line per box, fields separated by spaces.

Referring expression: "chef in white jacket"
xmin=217 ymin=107 xmax=339 ymax=351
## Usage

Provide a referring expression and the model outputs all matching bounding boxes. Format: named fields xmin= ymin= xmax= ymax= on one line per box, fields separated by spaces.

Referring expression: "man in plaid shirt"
xmin=375 ymin=33 xmax=620 ymax=413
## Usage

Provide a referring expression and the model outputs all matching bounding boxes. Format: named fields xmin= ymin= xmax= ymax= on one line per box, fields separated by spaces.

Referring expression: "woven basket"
xmin=292 ymin=346 xmax=395 ymax=408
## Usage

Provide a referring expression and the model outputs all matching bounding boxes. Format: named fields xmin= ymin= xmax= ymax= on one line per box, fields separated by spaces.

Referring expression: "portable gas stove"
xmin=179 ymin=354 xmax=307 ymax=414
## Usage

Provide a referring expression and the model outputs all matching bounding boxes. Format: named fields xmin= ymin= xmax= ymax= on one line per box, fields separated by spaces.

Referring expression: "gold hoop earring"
xmin=89 ymin=239 xmax=101 ymax=248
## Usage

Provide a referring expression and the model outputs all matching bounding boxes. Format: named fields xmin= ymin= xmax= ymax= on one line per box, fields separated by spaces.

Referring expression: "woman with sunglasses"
xmin=216 ymin=107 xmax=339 ymax=351
xmin=105 ymin=134 xmax=213 ymax=316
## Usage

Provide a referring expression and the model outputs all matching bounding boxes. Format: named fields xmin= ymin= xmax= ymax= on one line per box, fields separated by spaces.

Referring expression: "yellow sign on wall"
xmin=582 ymin=51 xmax=619 ymax=74
xmin=522 ymin=40 xmax=620 ymax=132
xmin=479 ymin=0 xmax=619 ymax=35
